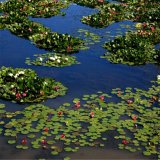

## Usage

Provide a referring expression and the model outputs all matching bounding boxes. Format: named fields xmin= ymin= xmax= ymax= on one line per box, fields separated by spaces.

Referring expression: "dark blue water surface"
xmin=0 ymin=3 xmax=159 ymax=159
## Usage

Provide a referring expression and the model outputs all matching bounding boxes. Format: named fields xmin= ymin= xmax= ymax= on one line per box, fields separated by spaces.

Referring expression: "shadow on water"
xmin=0 ymin=3 xmax=160 ymax=159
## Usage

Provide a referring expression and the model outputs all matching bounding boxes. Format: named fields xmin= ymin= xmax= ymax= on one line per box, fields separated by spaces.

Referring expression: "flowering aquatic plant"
xmin=0 ymin=67 xmax=67 ymax=103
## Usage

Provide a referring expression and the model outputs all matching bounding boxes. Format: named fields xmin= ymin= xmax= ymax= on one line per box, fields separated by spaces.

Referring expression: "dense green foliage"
xmin=0 ymin=0 xmax=83 ymax=53
xmin=0 ymin=67 xmax=67 ymax=103
xmin=103 ymin=22 xmax=160 ymax=65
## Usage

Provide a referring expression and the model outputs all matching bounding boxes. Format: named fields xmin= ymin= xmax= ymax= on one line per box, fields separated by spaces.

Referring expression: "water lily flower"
xmin=127 ymin=99 xmax=133 ymax=104
xmin=16 ymin=93 xmax=21 ymax=99
xmin=22 ymin=93 xmax=27 ymax=97
xmin=57 ymin=59 xmax=61 ymax=63
xmin=134 ymin=124 xmax=138 ymax=128
xmin=150 ymin=26 xmax=155 ymax=32
xmin=61 ymin=134 xmax=65 ymax=139
xmin=131 ymin=115 xmax=137 ymax=121
xmin=58 ymin=111 xmax=63 ymax=116
xmin=135 ymin=23 xmax=142 ymax=29
xmin=65 ymin=58 xmax=68 ymax=61
xmin=99 ymin=95 xmax=104 ymax=101
xmin=117 ymin=90 xmax=121 ymax=96
xmin=53 ymin=86 xmax=60 ymax=91
xmin=75 ymin=101 xmax=80 ymax=109
xmin=122 ymin=139 xmax=129 ymax=145
xmin=97 ymin=0 xmax=104 ymax=3
xmin=157 ymin=75 xmax=160 ymax=80
xmin=41 ymin=139 xmax=47 ymax=145
xmin=8 ymin=73 xmax=13 ymax=77
xmin=43 ymin=128 xmax=49 ymax=132
xmin=49 ymin=57 xmax=55 ymax=61
xmin=54 ymin=55 xmax=58 ymax=59
xmin=67 ymin=46 xmax=72 ymax=52
xmin=90 ymin=112 xmax=94 ymax=118
xmin=152 ymin=96 xmax=158 ymax=101
xmin=39 ymin=57 xmax=43 ymax=62
xmin=143 ymin=22 xmax=147 ymax=27
xmin=28 ymin=28 xmax=32 ymax=32
xmin=21 ymin=137 xmax=27 ymax=145
xmin=40 ymin=90 xmax=44 ymax=95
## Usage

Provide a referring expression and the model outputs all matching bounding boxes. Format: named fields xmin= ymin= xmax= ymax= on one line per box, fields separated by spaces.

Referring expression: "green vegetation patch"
xmin=0 ymin=0 xmax=83 ymax=53
xmin=25 ymin=53 xmax=79 ymax=67
xmin=0 ymin=76 xmax=159 ymax=159
xmin=0 ymin=67 xmax=67 ymax=103
xmin=102 ymin=22 xmax=160 ymax=65
xmin=81 ymin=3 xmax=126 ymax=28
xmin=81 ymin=1 xmax=160 ymax=28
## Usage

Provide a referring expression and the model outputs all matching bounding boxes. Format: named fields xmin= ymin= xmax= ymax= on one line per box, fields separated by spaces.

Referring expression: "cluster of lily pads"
xmin=25 ymin=52 xmax=79 ymax=67
xmin=0 ymin=67 xmax=67 ymax=103
xmin=0 ymin=0 xmax=83 ymax=53
xmin=102 ymin=22 xmax=160 ymax=65
xmin=0 ymin=77 xmax=159 ymax=159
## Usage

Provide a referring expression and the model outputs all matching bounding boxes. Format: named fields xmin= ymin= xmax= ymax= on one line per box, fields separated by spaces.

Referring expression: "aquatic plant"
xmin=25 ymin=53 xmax=79 ymax=67
xmin=0 ymin=67 xmax=67 ymax=103
xmin=102 ymin=22 xmax=160 ymax=65
xmin=0 ymin=77 xmax=159 ymax=159
xmin=0 ymin=0 xmax=83 ymax=53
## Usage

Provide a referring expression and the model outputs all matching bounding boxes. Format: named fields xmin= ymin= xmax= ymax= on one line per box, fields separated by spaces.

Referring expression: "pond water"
xmin=0 ymin=2 xmax=160 ymax=159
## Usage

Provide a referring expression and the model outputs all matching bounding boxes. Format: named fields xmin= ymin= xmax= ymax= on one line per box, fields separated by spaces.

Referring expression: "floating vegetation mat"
xmin=78 ymin=29 xmax=101 ymax=50
xmin=68 ymin=0 xmax=108 ymax=8
xmin=25 ymin=53 xmax=79 ymax=67
xmin=0 ymin=0 xmax=83 ymax=53
xmin=102 ymin=22 xmax=160 ymax=65
xmin=81 ymin=1 xmax=160 ymax=28
xmin=0 ymin=67 xmax=67 ymax=103
xmin=0 ymin=77 xmax=159 ymax=159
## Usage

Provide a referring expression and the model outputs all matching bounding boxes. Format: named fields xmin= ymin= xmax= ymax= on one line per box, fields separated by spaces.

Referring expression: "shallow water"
xmin=0 ymin=3 xmax=160 ymax=160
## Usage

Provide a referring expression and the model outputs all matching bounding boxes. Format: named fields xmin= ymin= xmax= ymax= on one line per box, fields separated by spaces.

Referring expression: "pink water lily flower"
xmin=41 ymin=139 xmax=47 ymax=145
xmin=99 ymin=95 xmax=104 ymax=101
xmin=21 ymin=137 xmax=27 ymax=145
xmin=75 ymin=102 xmax=81 ymax=109
xmin=90 ymin=112 xmax=94 ymax=118
xmin=97 ymin=0 xmax=104 ymax=3
xmin=122 ymin=139 xmax=129 ymax=145
xmin=61 ymin=134 xmax=65 ymax=139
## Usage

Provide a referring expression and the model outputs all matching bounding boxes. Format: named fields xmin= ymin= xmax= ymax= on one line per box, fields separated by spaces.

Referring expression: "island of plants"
xmin=0 ymin=76 xmax=159 ymax=159
xmin=25 ymin=52 xmax=79 ymax=67
xmin=102 ymin=22 xmax=160 ymax=65
xmin=0 ymin=0 xmax=83 ymax=53
xmin=0 ymin=67 xmax=67 ymax=103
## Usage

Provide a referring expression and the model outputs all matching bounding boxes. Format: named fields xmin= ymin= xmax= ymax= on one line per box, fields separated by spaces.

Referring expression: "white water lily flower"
xmin=18 ymin=71 xmax=25 ymax=75
xmin=49 ymin=57 xmax=55 ymax=61
xmin=157 ymin=75 xmax=160 ymax=80
xmin=8 ymin=73 xmax=13 ymax=77
xmin=65 ymin=58 xmax=68 ymax=61
xmin=44 ymin=81 xmax=48 ymax=85
xmin=39 ymin=57 xmax=43 ymax=62
xmin=54 ymin=56 xmax=58 ymax=59
xmin=14 ymin=74 xmax=18 ymax=79
xmin=57 ymin=59 xmax=61 ymax=63
xmin=10 ymin=85 xmax=14 ymax=88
